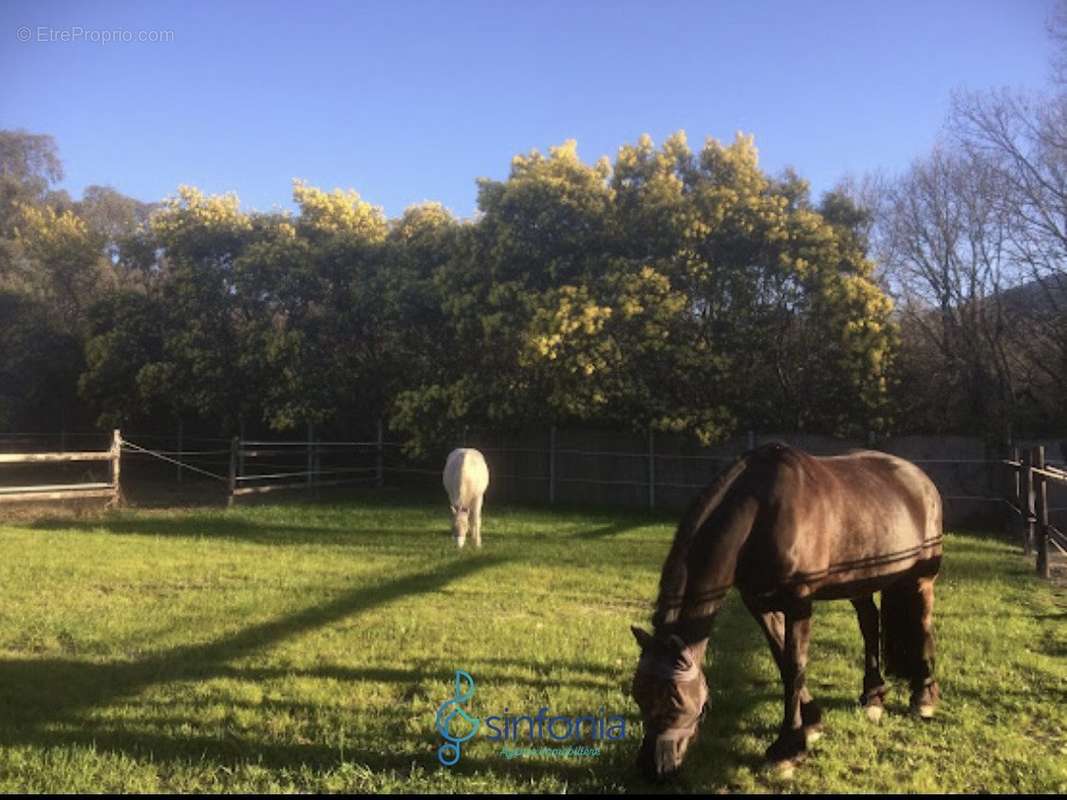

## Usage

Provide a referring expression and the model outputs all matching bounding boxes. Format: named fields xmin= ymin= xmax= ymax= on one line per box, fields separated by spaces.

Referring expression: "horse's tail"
xmin=880 ymin=581 xmax=917 ymax=679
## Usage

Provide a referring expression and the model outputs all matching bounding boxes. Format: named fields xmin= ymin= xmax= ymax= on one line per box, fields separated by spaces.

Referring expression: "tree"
xmin=878 ymin=146 xmax=1020 ymax=437
xmin=76 ymin=185 xmax=157 ymax=279
xmin=12 ymin=203 xmax=115 ymax=333
xmin=394 ymin=133 xmax=896 ymax=452
xmin=943 ymin=68 xmax=1067 ymax=432
xmin=232 ymin=180 xmax=398 ymax=434
xmin=79 ymin=291 xmax=173 ymax=428
xmin=0 ymin=130 xmax=64 ymax=233
xmin=0 ymin=291 xmax=84 ymax=432
xmin=0 ymin=130 xmax=65 ymax=294
xmin=145 ymin=185 xmax=256 ymax=430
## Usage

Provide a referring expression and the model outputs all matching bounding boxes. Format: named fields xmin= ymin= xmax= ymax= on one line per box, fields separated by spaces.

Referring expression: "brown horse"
xmin=630 ymin=442 xmax=943 ymax=780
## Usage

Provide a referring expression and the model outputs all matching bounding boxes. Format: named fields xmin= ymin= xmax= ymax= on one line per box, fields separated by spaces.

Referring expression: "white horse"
xmin=442 ymin=448 xmax=490 ymax=548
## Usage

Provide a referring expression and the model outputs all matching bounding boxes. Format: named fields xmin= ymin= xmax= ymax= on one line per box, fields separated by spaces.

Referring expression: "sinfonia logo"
xmin=434 ymin=670 xmax=627 ymax=766
xmin=435 ymin=670 xmax=480 ymax=766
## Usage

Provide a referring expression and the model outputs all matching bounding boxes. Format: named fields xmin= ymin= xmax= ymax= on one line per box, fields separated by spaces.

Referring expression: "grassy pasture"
xmin=0 ymin=490 xmax=1064 ymax=793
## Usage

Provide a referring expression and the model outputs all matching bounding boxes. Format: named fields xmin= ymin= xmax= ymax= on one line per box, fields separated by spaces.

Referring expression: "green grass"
xmin=0 ymin=490 xmax=1064 ymax=793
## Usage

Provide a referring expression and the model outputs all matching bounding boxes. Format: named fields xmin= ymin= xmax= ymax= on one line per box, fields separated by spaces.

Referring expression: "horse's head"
xmin=630 ymin=625 xmax=708 ymax=782
xmin=450 ymin=504 xmax=470 ymax=548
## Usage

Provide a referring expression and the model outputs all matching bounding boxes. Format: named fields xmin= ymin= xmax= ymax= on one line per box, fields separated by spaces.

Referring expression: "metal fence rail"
xmin=227 ymin=425 xmax=387 ymax=505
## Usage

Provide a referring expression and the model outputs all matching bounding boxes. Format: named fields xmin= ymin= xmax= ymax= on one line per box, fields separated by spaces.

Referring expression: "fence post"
xmin=1007 ymin=446 xmax=1021 ymax=540
xmin=177 ymin=418 xmax=184 ymax=483
xmin=648 ymin=427 xmax=655 ymax=511
xmin=307 ymin=422 xmax=314 ymax=488
xmin=376 ymin=417 xmax=384 ymax=488
xmin=1036 ymin=446 xmax=1050 ymax=579
xmin=1012 ymin=445 xmax=1021 ymax=506
xmin=1024 ymin=448 xmax=1035 ymax=557
xmin=109 ymin=429 xmax=122 ymax=507
xmin=314 ymin=427 xmax=321 ymax=499
xmin=238 ymin=417 xmax=246 ymax=478
xmin=227 ymin=436 xmax=238 ymax=508
xmin=549 ymin=425 xmax=557 ymax=506
xmin=1002 ymin=446 xmax=1011 ymax=536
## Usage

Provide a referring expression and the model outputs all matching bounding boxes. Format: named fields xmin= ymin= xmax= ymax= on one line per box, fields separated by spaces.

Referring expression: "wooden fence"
xmin=1003 ymin=445 xmax=1067 ymax=578
xmin=0 ymin=429 xmax=121 ymax=506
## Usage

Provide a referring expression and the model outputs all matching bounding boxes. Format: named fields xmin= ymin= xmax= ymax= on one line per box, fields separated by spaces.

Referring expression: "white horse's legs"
xmin=451 ymin=506 xmax=468 ymax=548
xmin=471 ymin=495 xmax=484 ymax=548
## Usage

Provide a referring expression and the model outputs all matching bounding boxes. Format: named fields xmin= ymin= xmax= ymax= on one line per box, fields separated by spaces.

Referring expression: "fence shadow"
xmin=0 ymin=557 xmax=506 ymax=765
xmin=569 ymin=521 xmax=641 ymax=541
xmin=26 ymin=514 xmax=451 ymax=548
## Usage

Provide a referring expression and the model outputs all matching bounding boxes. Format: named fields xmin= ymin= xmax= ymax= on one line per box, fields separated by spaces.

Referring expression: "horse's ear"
xmin=449 ymin=504 xmax=458 ymax=514
xmin=667 ymin=634 xmax=688 ymax=654
xmin=631 ymin=626 xmax=655 ymax=650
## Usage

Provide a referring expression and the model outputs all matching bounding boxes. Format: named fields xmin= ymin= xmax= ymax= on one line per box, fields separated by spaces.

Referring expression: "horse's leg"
xmin=470 ymin=494 xmax=484 ymax=548
xmin=744 ymin=594 xmax=815 ymax=764
xmin=910 ymin=576 xmax=939 ymax=718
xmin=851 ymin=595 xmax=887 ymax=721
xmin=741 ymin=593 xmax=822 ymax=740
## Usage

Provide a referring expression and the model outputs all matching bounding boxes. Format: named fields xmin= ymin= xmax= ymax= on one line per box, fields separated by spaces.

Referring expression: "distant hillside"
xmin=997 ymin=274 xmax=1067 ymax=315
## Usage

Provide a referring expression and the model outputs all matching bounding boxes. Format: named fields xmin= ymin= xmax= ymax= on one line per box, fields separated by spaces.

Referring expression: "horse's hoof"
xmin=909 ymin=682 xmax=939 ymax=719
xmin=912 ymin=703 xmax=936 ymax=719
xmin=804 ymin=727 xmax=823 ymax=745
xmin=771 ymin=759 xmax=797 ymax=779
xmin=865 ymin=704 xmax=884 ymax=723
xmin=800 ymin=699 xmax=822 ymax=728
xmin=762 ymin=752 xmax=804 ymax=778
xmin=765 ymin=730 xmax=807 ymax=767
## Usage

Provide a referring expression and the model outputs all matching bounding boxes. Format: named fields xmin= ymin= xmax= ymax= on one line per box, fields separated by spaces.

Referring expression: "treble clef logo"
xmin=434 ymin=669 xmax=480 ymax=766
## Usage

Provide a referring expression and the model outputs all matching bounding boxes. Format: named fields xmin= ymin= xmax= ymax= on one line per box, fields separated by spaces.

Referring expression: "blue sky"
xmin=0 ymin=0 xmax=1056 ymax=219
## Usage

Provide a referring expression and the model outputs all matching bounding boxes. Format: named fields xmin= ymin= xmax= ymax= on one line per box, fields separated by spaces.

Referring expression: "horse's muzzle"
xmin=638 ymin=732 xmax=691 ymax=782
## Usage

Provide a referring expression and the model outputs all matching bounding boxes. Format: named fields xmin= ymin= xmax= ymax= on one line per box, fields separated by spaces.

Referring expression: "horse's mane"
xmin=652 ymin=452 xmax=751 ymax=630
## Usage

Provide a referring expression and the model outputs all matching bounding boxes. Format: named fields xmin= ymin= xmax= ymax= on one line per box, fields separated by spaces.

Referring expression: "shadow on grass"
xmin=0 ymin=556 xmax=506 ymax=755
xmin=27 ymin=512 xmax=659 ymax=552
xmin=31 ymin=514 xmax=335 ymax=542
xmin=0 ymin=561 xmax=784 ymax=791
xmin=193 ymin=661 xmax=624 ymax=696
xmin=0 ymin=548 xmax=697 ymax=790
xmin=569 ymin=521 xmax=641 ymax=541
xmin=0 ymin=716 xmax=639 ymax=792
xmin=27 ymin=514 xmax=453 ymax=548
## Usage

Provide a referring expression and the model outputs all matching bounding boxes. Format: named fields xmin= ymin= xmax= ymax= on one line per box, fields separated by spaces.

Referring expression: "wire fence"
xmin=4 ymin=427 xmax=1066 ymax=531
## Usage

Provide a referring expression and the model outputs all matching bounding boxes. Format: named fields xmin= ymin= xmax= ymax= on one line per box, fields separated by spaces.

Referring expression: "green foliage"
xmin=1 ymin=126 xmax=898 ymax=445
xmin=12 ymin=203 xmax=117 ymax=329
xmin=140 ymin=186 xmax=257 ymax=429
xmin=0 ymin=291 xmax=84 ymax=431
xmin=389 ymin=133 xmax=894 ymax=451
xmin=79 ymin=292 xmax=172 ymax=428
xmin=0 ymin=130 xmax=64 ymax=240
